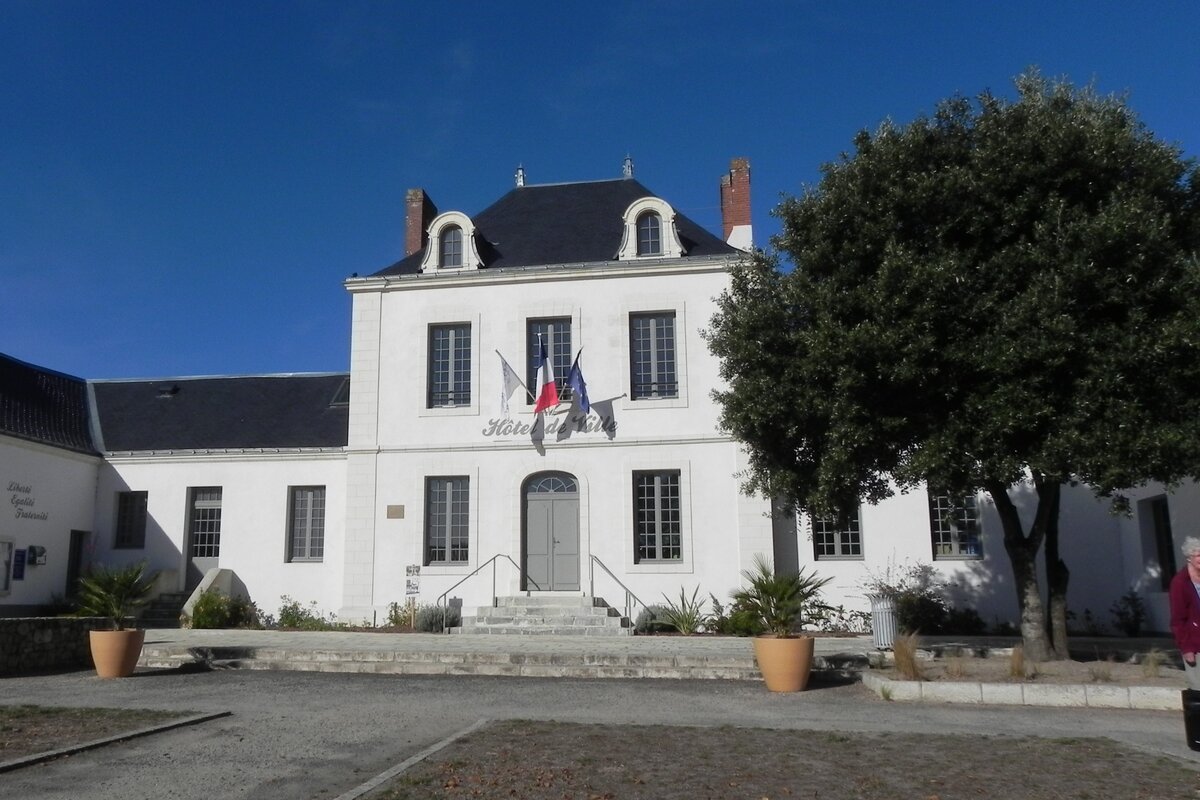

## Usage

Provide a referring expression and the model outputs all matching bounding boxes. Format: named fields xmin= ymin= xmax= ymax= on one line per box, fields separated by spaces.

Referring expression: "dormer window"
xmin=618 ymin=197 xmax=684 ymax=260
xmin=439 ymin=226 xmax=463 ymax=268
xmin=421 ymin=211 xmax=483 ymax=272
xmin=636 ymin=212 xmax=662 ymax=256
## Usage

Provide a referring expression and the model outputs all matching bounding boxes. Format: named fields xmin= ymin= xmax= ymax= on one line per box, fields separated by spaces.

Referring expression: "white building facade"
xmin=1 ymin=157 xmax=1194 ymax=634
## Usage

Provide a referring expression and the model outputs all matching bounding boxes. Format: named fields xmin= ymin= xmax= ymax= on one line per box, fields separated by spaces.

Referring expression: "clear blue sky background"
xmin=3 ymin=2 xmax=1197 ymax=380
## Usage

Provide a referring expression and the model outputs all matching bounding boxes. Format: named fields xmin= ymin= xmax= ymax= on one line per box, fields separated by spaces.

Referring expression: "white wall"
xmin=340 ymin=257 xmax=778 ymax=619
xmin=94 ymin=452 xmax=346 ymax=618
xmin=0 ymin=435 xmax=100 ymax=611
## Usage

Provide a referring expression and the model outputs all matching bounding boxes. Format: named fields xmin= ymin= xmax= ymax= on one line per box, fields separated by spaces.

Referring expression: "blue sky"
xmin=3 ymin=2 xmax=1197 ymax=380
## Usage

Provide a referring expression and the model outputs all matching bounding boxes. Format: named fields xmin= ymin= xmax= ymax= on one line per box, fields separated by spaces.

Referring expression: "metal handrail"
xmin=435 ymin=554 xmax=543 ymax=633
xmin=588 ymin=555 xmax=647 ymax=624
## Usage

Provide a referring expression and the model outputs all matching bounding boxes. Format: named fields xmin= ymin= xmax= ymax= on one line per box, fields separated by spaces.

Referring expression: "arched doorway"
xmin=523 ymin=472 xmax=580 ymax=591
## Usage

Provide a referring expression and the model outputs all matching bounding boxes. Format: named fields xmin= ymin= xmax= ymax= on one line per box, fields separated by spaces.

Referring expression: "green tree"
xmin=706 ymin=71 xmax=1200 ymax=660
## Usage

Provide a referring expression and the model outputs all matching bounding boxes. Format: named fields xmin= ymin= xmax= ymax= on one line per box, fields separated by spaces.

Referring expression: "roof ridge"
xmin=90 ymin=371 xmax=350 ymax=384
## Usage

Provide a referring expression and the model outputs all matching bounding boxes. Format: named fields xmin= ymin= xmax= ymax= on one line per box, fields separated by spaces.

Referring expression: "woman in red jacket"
xmin=1169 ymin=537 xmax=1200 ymax=690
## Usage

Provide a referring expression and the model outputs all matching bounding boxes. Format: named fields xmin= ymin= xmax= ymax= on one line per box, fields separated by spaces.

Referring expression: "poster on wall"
xmin=405 ymin=564 xmax=420 ymax=596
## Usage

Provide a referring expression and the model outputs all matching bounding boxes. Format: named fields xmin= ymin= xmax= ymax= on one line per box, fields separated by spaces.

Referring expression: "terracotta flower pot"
xmin=89 ymin=629 xmax=146 ymax=679
xmin=752 ymin=634 xmax=815 ymax=692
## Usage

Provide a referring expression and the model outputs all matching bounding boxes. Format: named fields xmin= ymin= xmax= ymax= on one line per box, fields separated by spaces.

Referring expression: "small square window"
xmin=928 ymin=493 xmax=982 ymax=559
xmin=812 ymin=507 xmax=862 ymax=560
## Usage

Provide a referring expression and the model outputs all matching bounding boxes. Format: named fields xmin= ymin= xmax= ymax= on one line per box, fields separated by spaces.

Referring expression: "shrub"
xmin=388 ymin=600 xmax=417 ymax=628
xmin=414 ymin=603 xmax=460 ymax=632
xmin=943 ymin=606 xmax=986 ymax=636
xmin=707 ymin=595 xmax=766 ymax=637
xmin=809 ymin=602 xmax=871 ymax=634
xmin=895 ymin=593 xmax=947 ymax=635
xmin=635 ymin=605 xmax=674 ymax=634
xmin=659 ymin=586 xmax=708 ymax=634
xmin=190 ymin=589 xmax=230 ymax=629
xmin=185 ymin=589 xmax=262 ymax=629
xmin=277 ymin=595 xmax=340 ymax=631
xmin=863 ymin=561 xmax=948 ymax=635
xmin=1110 ymin=590 xmax=1146 ymax=637
xmin=732 ymin=554 xmax=830 ymax=637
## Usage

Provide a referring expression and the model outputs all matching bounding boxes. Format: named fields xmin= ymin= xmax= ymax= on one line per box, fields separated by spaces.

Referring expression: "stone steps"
xmin=452 ymin=595 xmax=633 ymax=636
xmin=140 ymin=591 xmax=189 ymax=629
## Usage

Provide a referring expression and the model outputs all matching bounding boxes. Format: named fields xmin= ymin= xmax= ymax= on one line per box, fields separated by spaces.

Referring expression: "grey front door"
xmin=523 ymin=473 xmax=580 ymax=591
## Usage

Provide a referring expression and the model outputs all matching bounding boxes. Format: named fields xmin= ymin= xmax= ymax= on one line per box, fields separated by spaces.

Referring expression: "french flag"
xmin=532 ymin=339 xmax=559 ymax=413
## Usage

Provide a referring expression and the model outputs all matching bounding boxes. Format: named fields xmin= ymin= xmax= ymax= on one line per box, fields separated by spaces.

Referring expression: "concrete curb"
xmin=861 ymin=671 xmax=1179 ymax=710
xmin=0 ymin=710 xmax=232 ymax=773
xmin=330 ymin=718 xmax=490 ymax=800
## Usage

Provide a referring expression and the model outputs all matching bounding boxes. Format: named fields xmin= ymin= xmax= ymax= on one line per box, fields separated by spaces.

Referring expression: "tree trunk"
xmin=987 ymin=480 xmax=1059 ymax=662
xmin=1043 ymin=482 xmax=1070 ymax=657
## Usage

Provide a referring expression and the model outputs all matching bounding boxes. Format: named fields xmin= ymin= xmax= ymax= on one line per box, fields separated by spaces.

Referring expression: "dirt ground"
xmin=372 ymin=720 xmax=1197 ymax=800
xmin=877 ymin=653 xmax=1187 ymax=687
xmin=0 ymin=705 xmax=185 ymax=761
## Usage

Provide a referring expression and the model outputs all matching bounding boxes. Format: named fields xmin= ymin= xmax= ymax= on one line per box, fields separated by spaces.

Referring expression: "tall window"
xmin=636 ymin=212 xmax=662 ymax=256
xmin=426 ymin=476 xmax=469 ymax=564
xmin=630 ymin=312 xmax=677 ymax=399
xmin=439 ymin=225 xmax=463 ymax=268
xmin=812 ymin=507 xmax=862 ymax=559
xmin=428 ymin=323 xmax=472 ymax=407
xmin=114 ymin=491 xmax=148 ymax=549
xmin=928 ymin=492 xmax=982 ymax=559
xmin=288 ymin=486 xmax=326 ymax=562
xmin=634 ymin=470 xmax=681 ymax=562
xmin=526 ymin=318 xmax=572 ymax=403
xmin=188 ymin=487 xmax=223 ymax=559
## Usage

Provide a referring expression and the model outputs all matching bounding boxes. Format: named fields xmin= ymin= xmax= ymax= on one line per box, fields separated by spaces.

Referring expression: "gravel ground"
xmin=0 ymin=706 xmax=185 ymax=761
xmin=1 ymin=668 xmax=1196 ymax=800
xmin=374 ymin=719 xmax=1197 ymax=800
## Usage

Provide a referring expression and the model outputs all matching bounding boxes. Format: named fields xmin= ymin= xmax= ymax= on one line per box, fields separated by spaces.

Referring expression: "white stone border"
xmin=861 ymin=671 xmax=1178 ymax=710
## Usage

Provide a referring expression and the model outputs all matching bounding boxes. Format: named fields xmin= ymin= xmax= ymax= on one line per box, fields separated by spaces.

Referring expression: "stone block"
xmin=980 ymin=683 xmax=1024 ymax=706
xmin=1022 ymin=684 xmax=1086 ymax=707
xmin=1129 ymin=687 xmax=1180 ymax=711
xmin=1084 ymin=685 xmax=1130 ymax=708
xmin=920 ymin=681 xmax=983 ymax=704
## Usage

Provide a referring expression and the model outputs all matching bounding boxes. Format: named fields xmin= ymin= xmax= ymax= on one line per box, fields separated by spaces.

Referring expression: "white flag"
xmin=498 ymin=352 xmax=525 ymax=419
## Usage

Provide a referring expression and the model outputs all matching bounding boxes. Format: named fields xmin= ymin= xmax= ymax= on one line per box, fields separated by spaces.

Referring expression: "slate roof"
xmin=0 ymin=352 xmax=97 ymax=455
xmin=374 ymin=178 xmax=737 ymax=277
xmin=91 ymin=373 xmax=349 ymax=452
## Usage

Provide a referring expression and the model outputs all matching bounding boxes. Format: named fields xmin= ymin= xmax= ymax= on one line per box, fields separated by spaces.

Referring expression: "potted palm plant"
xmin=77 ymin=562 xmax=158 ymax=678
xmin=734 ymin=554 xmax=831 ymax=691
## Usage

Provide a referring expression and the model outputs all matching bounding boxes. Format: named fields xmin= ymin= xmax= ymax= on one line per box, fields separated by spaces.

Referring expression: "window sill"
xmin=628 ymin=560 xmax=692 ymax=574
xmin=624 ymin=395 xmax=688 ymax=411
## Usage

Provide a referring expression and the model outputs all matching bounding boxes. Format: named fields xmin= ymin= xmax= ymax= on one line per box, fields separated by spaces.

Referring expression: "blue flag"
xmin=567 ymin=352 xmax=590 ymax=414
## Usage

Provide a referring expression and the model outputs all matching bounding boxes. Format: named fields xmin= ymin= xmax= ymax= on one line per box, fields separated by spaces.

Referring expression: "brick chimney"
xmin=719 ymin=158 xmax=752 ymax=251
xmin=404 ymin=189 xmax=438 ymax=257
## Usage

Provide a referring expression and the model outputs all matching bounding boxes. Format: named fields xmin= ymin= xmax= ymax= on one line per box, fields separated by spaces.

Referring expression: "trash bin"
xmin=1182 ymin=690 xmax=1200 ymax=752
xmin=869 ymin=594 xmax=897 ymax=650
